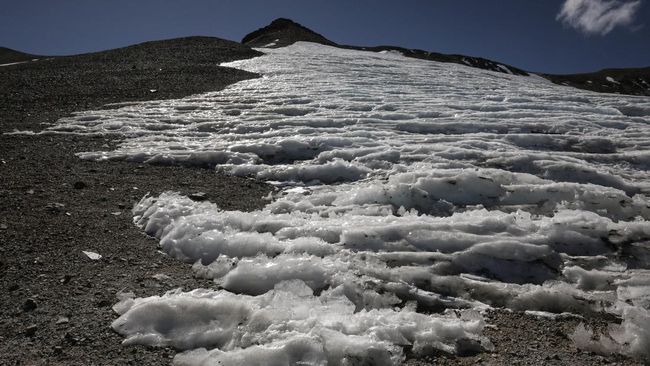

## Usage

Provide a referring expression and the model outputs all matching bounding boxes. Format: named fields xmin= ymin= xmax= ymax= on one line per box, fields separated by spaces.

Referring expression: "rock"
xmin=152 ymin=273 xmax=172 ymax=281
xmin=52 ymin=346 xmax=63 ymax=355
xmin=456 ymin=338 xmax=483 ymax=356
xmin=56 ymin=316 xmax=69 ymax=325
xmin=189 ymin=192 xmax=208 ymax=201
xmin=60 ymin=274 xmax=73 ymax=284
xmin=0 ymin=224 xmax=7 ymax=230
xmin=8 ymin=283 xmax=19 ymax=291
xmin=24 ymin=324 xmax=38 ymax=337
xmin=22 ymin=298 xmax=37 ymax=312
xmin=82 ymin=251 xmax=102 ymax=260
xmin=45 ymin=202 xmax=65 ymax=213
xmin=73 ymin=181 xmax=87 ymax=189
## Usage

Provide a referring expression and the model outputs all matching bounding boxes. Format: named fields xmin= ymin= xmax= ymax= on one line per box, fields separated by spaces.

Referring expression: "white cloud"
xmin=557 ymin=0 xmax=642 ymax=35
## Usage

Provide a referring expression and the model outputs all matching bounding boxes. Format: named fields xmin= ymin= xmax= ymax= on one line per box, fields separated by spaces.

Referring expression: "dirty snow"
xmin=45 ymin=42 xmax=650 ymax=362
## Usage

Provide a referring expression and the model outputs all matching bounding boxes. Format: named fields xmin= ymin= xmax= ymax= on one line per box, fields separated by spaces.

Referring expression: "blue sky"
xmin=1 ymin=0 xmax=648 ymax=74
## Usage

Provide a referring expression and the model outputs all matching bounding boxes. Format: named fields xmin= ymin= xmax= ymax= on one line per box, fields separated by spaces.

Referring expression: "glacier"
xmin=46 ymin=42 xmax=650 ymax=363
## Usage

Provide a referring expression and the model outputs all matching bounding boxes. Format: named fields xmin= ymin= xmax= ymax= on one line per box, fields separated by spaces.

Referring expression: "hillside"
xmin=544 ymin=66 xmax=650 ymax=96
xmin=242 ymin=18 xmax=528 ymax=76
xmin=0 ymin=46 xmax=40 ymax=64
xmin=242 ymin=18 xmax=649 ymax=95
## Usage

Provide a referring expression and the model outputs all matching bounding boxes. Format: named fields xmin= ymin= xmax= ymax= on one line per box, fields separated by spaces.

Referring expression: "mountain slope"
xmin=0 ymin=46 xmax=41 ymax=64
xmin=242 ymin=18 xmax=336 ymax=48
xmin=242 ymin=18 xmax=650 ymax=95
xmin=543 ymin=67 xmax=650 ymax=96
xmin=340 ymin=44 xmax=529 ymax=76
xmin=242 ymin=18 xmax=528 ymax=76
xmin=0 ymin=36 xmax=262 ymax=132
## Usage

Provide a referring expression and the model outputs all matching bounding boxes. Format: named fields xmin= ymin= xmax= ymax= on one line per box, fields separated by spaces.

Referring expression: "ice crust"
xmin=113 ymin=280 xmax=490 ymax=365
xmin=46 ymin=43 xmax=650 ymax=362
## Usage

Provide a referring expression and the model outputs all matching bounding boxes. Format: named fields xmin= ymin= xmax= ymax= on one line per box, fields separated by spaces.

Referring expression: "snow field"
xmin=44 ymin=42 xmax=650 ymax=362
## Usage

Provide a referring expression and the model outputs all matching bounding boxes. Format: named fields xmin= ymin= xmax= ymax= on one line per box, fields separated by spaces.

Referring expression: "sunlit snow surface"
xmin=52 ymin=43 xmax=650 ymax=363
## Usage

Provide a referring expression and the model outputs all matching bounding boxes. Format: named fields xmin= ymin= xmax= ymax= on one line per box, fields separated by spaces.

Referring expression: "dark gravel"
xmin=0 ymin=37 xmax=271 ymax=365
xmin=405 ymin=309 xmax=642 ymax=366
xmin=0 ymin=35 xmax=645 ymax=365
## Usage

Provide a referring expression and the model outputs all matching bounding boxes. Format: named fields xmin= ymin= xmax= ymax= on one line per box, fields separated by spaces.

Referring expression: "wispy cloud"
xmin=557 ymin=0 xmax=642 ymax=35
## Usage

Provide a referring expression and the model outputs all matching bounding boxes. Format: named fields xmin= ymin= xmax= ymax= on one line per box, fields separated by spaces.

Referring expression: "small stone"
xmin=56 ymin=316 xmax=69 ymax=325
xmin=45 ymin=202 xmax=66 ymax=213
xmin=24 ymin=324 xmax=38 ymax=337
xmin=22 ymin=298 xmax=37 ymax=312
xmin=73 ymin=181 xmax=87 ymax=189
xmin=64 ymin=332 xmax=78 ymax=344
xmin=0 ymin=224 xmax=7 ymax=230
xmin=60 ymin=274 xmax=73 ymax=284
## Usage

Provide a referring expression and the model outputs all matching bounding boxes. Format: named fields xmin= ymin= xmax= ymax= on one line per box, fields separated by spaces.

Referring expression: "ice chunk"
xmin=82 ymin=251 xmax=102 ymax=260
xmin=113 ymin=281 xmax=489 ymax=364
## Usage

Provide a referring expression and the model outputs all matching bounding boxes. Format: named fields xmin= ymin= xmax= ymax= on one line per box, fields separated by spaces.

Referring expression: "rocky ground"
xmin=0 ymin=37 xmax=645 ymax=365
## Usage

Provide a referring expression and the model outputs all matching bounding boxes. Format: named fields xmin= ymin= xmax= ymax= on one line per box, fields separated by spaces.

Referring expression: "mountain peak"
xmin=241 ymin=18 xmax=336 ymax=48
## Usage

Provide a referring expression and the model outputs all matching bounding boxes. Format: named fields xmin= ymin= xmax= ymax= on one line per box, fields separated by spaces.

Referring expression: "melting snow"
xmin=44 ymin=42 xmax=650 ymax=362
xmin=495 ymin=64 xmax=513 ymax=75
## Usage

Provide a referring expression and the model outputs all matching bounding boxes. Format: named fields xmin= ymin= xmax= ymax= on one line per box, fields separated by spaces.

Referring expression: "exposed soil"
xmin=0 ymin=36 xmax=645 ymax=365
